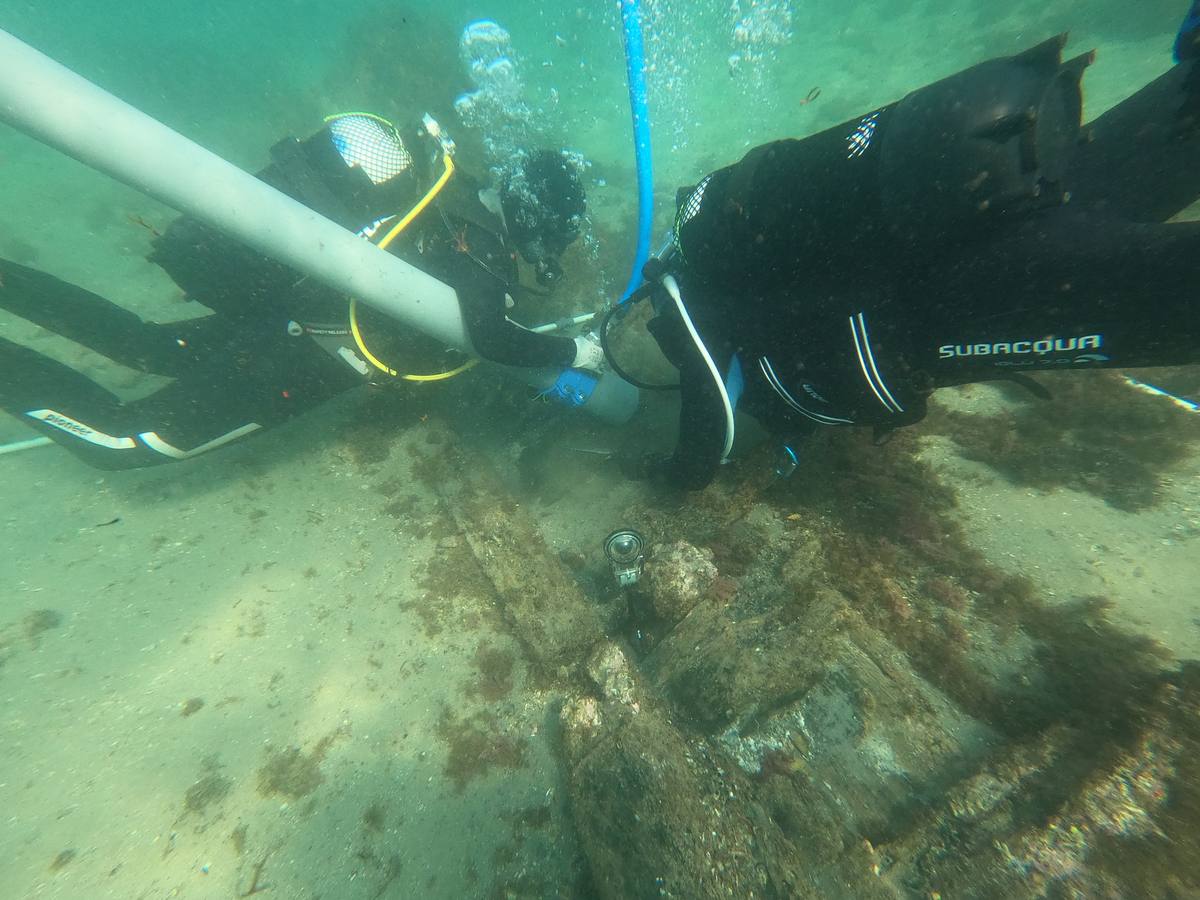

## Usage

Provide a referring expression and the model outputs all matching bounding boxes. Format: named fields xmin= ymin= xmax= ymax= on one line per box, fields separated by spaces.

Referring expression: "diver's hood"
xmin=501 ymin=149 xmax=586 ymax=272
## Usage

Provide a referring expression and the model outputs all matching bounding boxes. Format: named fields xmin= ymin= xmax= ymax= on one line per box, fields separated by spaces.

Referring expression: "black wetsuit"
xmin=647 ymin=40 xmax=1200 ymax=490
xmin=0 ymin=126 xmax=576 ymax=469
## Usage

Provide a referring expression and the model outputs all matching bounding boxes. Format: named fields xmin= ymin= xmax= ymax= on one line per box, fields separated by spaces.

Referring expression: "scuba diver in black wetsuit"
xmin=614 ymin=17 xmax=1200 ymax=491
xmin=0 ymin=113 xmax=602 ymax=469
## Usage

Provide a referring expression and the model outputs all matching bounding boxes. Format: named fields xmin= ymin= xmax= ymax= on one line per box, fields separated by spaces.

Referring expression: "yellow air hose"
xmin=347 ymin=146 xmax=478 ymax=381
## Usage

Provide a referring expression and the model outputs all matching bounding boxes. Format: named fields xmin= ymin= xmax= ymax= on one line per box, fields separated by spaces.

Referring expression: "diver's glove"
xmin=572 ymin=332 xmax=605 ymax=371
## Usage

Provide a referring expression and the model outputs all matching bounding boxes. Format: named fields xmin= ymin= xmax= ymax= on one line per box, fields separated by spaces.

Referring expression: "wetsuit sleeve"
xmin=646 ymin=306 xmax=731 ymax=490
xmin=411 ymin=220 xmax=576 ymax=369
xmin=455 ymin=268 xmax=576 ymax=368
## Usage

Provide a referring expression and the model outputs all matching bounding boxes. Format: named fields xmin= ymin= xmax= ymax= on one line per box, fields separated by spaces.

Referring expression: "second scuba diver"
xmin=0 ymin=113 xmax=601 ymax=468
xmin=616 ymin=16 xmax=1200 ymax=490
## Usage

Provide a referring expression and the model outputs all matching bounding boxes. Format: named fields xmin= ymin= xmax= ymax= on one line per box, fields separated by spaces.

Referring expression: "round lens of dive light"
xmin=604 ymin=528 xmax=644 ymax=564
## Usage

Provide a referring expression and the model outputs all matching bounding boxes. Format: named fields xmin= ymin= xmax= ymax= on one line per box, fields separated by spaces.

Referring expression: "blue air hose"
xmin=619 ymin=0 xmax=654 ymax=302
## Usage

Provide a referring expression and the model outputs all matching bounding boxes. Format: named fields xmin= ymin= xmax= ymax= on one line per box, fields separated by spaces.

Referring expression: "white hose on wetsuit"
xmin=660 ymin=275 xmax=735 ymax=460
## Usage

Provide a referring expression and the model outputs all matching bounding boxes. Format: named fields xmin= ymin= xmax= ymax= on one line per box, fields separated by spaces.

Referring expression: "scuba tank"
xmin=674 ymin=35 xmax=1092 ymax=292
